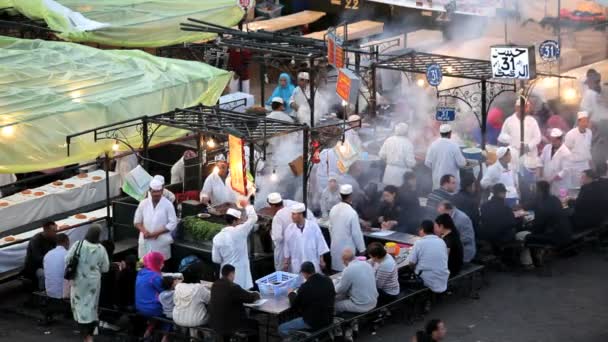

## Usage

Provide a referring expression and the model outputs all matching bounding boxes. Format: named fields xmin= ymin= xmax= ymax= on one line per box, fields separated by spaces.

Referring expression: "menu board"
xmin=490 ymin=45 xmax=537 ymax=80
xmin=336 ymin=68 xmax=361 ymax=104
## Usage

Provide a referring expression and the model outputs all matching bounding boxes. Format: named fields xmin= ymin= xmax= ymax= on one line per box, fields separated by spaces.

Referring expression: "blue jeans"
xmin=278 ymin=317 xmax=311 ymax=337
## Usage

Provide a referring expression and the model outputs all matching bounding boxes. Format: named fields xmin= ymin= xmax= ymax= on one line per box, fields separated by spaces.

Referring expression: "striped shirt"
xmin=372 ymin=256 xmax=400 ymax=296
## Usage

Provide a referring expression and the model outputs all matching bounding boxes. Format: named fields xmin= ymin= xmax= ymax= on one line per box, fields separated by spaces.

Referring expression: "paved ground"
xmin=0 ymin=249 xmax=607 ymax=342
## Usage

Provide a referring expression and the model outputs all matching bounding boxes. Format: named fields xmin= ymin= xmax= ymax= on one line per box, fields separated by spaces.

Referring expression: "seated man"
xmin=278 ymin=262 xmax=336 ymax=338
xmin=367 ymin=242 xmax=400 ymax=306
xmin=406 ymin=221 xmax=450 ymax=293
xmin=437 ymin=201 xmax=476 ymax=263
xmin=434 ymin=214 xmax=464 ymax=276
xmin=23 ymin=221 xmax=57 ymax=290
xmin=425 ymin=174 xmax=456 ymax=219
xmin=208 ymin=264 xmax=260 ymax=341
xmin=43 ymin=234 xmax=70 ymax=299
xmin=372 ymin=185 xmax=402 ymax=230
xmin=572 ymin=169 xmax=604 ymax=231
xmin=479 ymin=183 xmax=518 ymax=247
xmin=335 ymin=249 xmax=378 ymax=313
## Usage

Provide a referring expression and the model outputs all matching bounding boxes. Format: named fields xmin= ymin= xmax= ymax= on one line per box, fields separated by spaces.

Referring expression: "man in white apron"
xmin=289 ymin=72 xmax=315 ymax=126
xmin=565 ymin=111 xmax=592 ymax=188
xmin=540 ymin=128 xmax=573 ymax=196
xmin=283 ymin=203 xmax=329 ymax=273
xmin=329 ymin=185 xmax=366 ymax=272
xmin=379 ymin=123 xmax=416 ymax=187
xmin=425 ymin=124 xmax=467 ymax=190
xmin=200 ymin=158 xmax=236 ymax=206
xmin=498 ymin=99 xmax=542 ymax=172
xmin=134 ymin=178 xmax=178 ymax=260
xmin=212 ymin=204 xmax=258 ymax=290
xmin=480 ymin=147 xmax=519 ymax=207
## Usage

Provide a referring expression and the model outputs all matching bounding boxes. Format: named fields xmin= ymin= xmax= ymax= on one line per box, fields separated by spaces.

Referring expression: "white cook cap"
xmin=149 ymin=178 xmax=163 ymax=191
xmin=298 ymin=72 xmax=310 ymax=81
xmin=395 ymin=122 xmax=409 ymax=136
xmin=152 ymin=175 xmax=165 ymax=185
xmin=348 ymin=115 xmax=361 ymax=122
xmin=290 ymin=202 xmax=306 ymax=213
xmin=550 ymin=128 xmax=564 ymax=138
xmin=271 ymin=97 xmax=284 ymax=104
xmin=577 ymin=111 xmax=589 ymax=120
xmin=267 ymin=192 xmax=282 ymax=204
xmin=496 ymin=147 xmax=510 ymax=159
xmin=439 ymin=124 xmax=452 ymax=134
xmin=339 ymin=184 xmax=353 ymax=195
xmin=214 ymin=154 xmax=226 ymax=162
xmin=226 ymin=208 xmax=242 ymax=219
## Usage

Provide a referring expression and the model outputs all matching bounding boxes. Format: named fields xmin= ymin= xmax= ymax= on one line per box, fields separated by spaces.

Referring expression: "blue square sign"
xmin=436 ymin=107 xmax=456 ymax=121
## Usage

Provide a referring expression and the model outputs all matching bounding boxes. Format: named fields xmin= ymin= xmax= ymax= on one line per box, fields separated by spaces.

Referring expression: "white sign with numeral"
xmin=490 ymin=45 xmax=536 ymax=80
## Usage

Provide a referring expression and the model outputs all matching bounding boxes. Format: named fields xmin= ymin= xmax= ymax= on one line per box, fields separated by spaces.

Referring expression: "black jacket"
xmin=23 ymin=232 xmax=56 ymax=277
xmin=573 ymin=181 xmax=605 ymax=230
xmin=479 ymin=197 xmax=517 ymax=243
xmin=525 ymin=195 xmax=572 ymax=246
xmin=453 ymin=191 xmax=480 ymax=233
xmin=208 ymin=278 xmax=260 ymax=335
xmin=288 ymin=273 xmax=336 ymax=330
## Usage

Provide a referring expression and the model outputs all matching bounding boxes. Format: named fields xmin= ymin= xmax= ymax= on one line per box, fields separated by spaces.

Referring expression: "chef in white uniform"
xmin=329 ymin=184 xmax=366 ymax=272
xmin=267 ymin=193 xmax=315 ymax=271
xmin=425 ymin=124 xmax=467 ymax=190
xmin=289 ymin=72 xmax=317 ymax=126
xmin=498 ymin=99 xmax=542 ymax=171
xmin=170 ymin=150 xmax=197 ymax=185
xmin=480 ymin=147 xmax=519 ymax=207
xmin=212 ymin=203 xmax=258 ymax=289
xmin=580 ymin=69 xmax=605 ymax=124
xmin=379 ymin=122 xmax=416 ymax=187
xmin=564 ymin=111 xmax=592 ymax=188
xmin=283 ymin=203 xmax=329 ymax=273
xmin=200 ymin=158 xmax=236 ymax=206
xmin=134 ymin=178 xmax=178 ymax=260
xmin=148 ymin=175 xmax=176 ymax=203
xmin=114 ymin=153 xmax=138 ymax=185
xmin=540 ymin=128 xmax=573 ymax=195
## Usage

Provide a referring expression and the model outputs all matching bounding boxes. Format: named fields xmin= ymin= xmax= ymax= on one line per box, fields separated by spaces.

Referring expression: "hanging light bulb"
xmin=291 ymin=56 xmax=296 ymax=65
xmin=207 ymin=138 xmax=216 ymax=149
xmin=339 ymin=141 xmax=347 ymax=154
xmin=0 ymin=125 xmax=15 ymax=138
xmin=417 ymin=79 xmax=425 ymax=87
xmin=342 ymin=100 xmax=348 ymax=107
xmin=563 ymin=87 xmax=577 ymax=101
xmin=112 ymin=140 xmax=120 ymax=152
xmin=270 ymin=168 xmax=278 ymax=182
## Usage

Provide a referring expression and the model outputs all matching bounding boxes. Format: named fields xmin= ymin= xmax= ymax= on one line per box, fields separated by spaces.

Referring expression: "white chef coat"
xmin=564 ymin=127 xmax=592 ymax=184
xmin=320 ymin=187 xmax=341 ymax=218
xmin=289 ymin=86 xmax=320 ymax=126
xmin=480 ymin=161 xmax=519 ymax=200
xmin=379 ymin=135 xmax=416 ymax=187
xmin=540 ymin=144 xmax=573 ymax=195
xmin=267 ymin=110 xmax=295 ymax=123
xmin=114 ymin=153 xmax=138 ymax=185
xmin=170 ymin=157 xmax=185 ymax=185
xmin=498 ymin=114 xmax=542 ymax=170
xmin=134 ymin=196 xmax=178 ymax=259
xmin=329 ymin=202 xmax=365 ymax=272
xmin=0 ymin=173 xmax=16 ymax=198
xmin=43 ymin=246 xmax=68 ymax=299
xmin=212 ymin=205 xmax=258 ymax=289
xmin=425 ymin=137 xmax=467 ymax=190
xmin=200 ymin=173 xmax=236 ymax=206
xmin=580 ymin=86 xmax=607 ymax=123
xmin=270 ymin=200 xmax=315 ymax=271
xmin=316 ymin=149 xmax=341 ymax=191
xmin=283 ymin=219 xmax=329 ymax=273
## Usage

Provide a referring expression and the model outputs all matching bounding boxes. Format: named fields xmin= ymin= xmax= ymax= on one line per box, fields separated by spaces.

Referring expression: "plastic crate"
xmin=255 ymin=1 xmax=283 ymax=18
xmin=255 ymin=271 xmax=300 ymax=296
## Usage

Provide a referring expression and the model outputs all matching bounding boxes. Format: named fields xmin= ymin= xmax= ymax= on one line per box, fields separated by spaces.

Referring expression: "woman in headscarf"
xmin=135 ymin=251 xmax=169 ymax=341
xmin=66 ymin=224 xmax=110 ymax=342
xmin=266 ymin=73 xmax=295 ymax=113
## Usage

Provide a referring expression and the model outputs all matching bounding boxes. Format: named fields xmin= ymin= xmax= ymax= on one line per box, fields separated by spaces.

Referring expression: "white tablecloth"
xmin=0 ymin=207 xmax=110 ymax=273
xmin=0 ymin=170 xmax=120 ymax=233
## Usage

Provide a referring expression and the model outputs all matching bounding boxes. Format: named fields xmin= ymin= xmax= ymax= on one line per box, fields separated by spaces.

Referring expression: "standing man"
xmin=23 ymin=221 xmax=57 ymax=291
xmin=565 ymin=111 xmax=592 ymax=188
xmin=320 ymin=175 xmax=341 ymax=219
xmin=480 ymin=147 xmax=519 ymax=207
xmin=540 ymin=128 xmax=573 ymax=196
xmin=379 ymin=122 xmax=416 ymax=187
xmin=425 ymin=124 xmax=467 ymax=190
xmin=134 ymin=178 xmax=178 ymax=260
xmin=498 ymin=99 xmax=542 ymax=172
xmin=200 ymin=159 xmax=235 ymax=206
xmin=212 ymin=202 xmax=258 ymax=290
xmin=289 ymin=72 xmax=315 ymax=126
xmin=283 ymin=203 xmax=329 ymax=273
xmin=329 ymin=184 xmax=366 ymax=272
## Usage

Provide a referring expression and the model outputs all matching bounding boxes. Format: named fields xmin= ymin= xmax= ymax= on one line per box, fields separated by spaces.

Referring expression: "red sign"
xmin=327 ymin=37 xmax=335 ymax=66
xmin=335 ymin=44 xmax=345 ymax=68
xmin=336 ymin=70 xmax=352 ymax=102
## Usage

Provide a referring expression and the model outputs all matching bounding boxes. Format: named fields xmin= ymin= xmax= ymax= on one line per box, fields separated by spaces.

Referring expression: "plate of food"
xmin=64 ymin=184 xmax=75 ymax=189
xmin=0 ymin=202 xmax=9 ymax=207
xmin=52 ymin=181 xmax=63 ymax=186
xmin=34 ymin=191 xmax=45 ymax=197
xmin=3 ymin=236 xmax=16 ymax=243
xmin=77 ymin=173 xmax=88 ymax=179
xmin=74 ymin=214 xmax=87 ymax=220
xmin=21 ymin=190 xmax=32 ymax=195
xmin=197 ymin=213 xmax=211 ymax=219
xmin=92 ymin=176 xmax=102 ymax=181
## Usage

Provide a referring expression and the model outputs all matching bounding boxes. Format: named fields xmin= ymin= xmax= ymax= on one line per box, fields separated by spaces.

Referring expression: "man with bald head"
xmin=334 ymin=248 xmax=378 ymax=314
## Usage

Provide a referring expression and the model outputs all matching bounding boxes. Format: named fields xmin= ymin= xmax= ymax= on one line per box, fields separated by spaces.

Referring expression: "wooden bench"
xmin=447 ymin=263 xmax=485 ymax=299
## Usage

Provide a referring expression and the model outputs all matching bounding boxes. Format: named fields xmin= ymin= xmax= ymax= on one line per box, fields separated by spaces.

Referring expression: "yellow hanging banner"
xmin=228 ymin=134 xmax=247 ymax=196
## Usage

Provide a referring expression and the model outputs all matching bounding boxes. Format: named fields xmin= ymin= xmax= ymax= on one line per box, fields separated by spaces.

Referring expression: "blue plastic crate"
xmin=255 ymin=271 xmax=300 ymax=296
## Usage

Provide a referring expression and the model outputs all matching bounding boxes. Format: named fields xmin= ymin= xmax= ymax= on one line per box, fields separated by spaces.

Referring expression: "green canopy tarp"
xmin=0 ymin=36 xmax=232 ymax=173
xmin=3 ymin=0 xmax=245 ymax=48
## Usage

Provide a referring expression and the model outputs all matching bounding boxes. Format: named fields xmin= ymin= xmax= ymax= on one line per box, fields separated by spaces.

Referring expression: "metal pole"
xmin=370 ymin=62 xmax=377 ymax=117
xmin=260 ymin=60 xmax=266 ymax=105
xmin=309 ymin=57 xmax=315 ymax=127
xmin=142 ymin=117 xmax=149 ymax=170
xmin=355 ymin=51 xmax=361 ymax=114
xmin=557 ymin=0 xmax=562 ymax=100
xmin=481 ymin=79 xmax=488 ymax=150
xmin=104 ymin=153 xmax=112 ymax=241
xmin=249 ymin=141 xmax=255 ymax=205
xmin=519 ymin=81 xmax=526 ymax=157
xmin=302 ymin=126 xmax=309 ymax=210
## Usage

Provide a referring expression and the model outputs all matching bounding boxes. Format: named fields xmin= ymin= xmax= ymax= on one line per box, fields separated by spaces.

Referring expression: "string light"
xmin=342 ymin=100 xmax=348 ymax=107
xmin=111 ymin=140 xmax=120 ymax=152
xmin=270 ymin=168 xmax=278 ymax=182
xmin=207 ymin=138 xmax=216 ymax=149
xmin=0 ymin=125 xmax=15 ymax=138
xmin=339 ymin=141 xmax=347 ymax=154
xmin=291 ymin=56 xmax=296 ymax=65
xmin=563 ymin=87 xmax=577 ymax=101
xmin=417 ymin=79 xmax=425 ymax=87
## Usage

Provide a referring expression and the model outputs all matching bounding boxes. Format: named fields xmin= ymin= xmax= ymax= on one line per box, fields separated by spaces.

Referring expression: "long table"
xmin=244 ymin=10 xmax=326 ymax=32
xmin=303 ymin=20 xmax=384 ymax=41
xmin=0 ymin=170 xmax=120 ymax=233
xmin=0 ymin=207 xmax=111 ymax=274
xmin=317 ymin=218 xmax=420 ymax=246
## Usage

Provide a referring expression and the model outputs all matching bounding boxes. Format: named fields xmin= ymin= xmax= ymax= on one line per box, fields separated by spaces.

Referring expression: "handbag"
xmin=64 ymin=240 xmax=84 ymax=280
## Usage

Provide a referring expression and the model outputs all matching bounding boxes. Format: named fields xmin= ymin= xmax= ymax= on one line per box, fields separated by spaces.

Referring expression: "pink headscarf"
xmin=143 ymin=251 xmax=164 ymax=273
xmin=487 ymin=107 xmax=504 ymax=129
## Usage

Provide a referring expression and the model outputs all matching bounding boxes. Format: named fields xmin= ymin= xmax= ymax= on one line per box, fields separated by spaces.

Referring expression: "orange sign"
xmin=327 ymin=37 xmax=335 ymax=66
xmin=228 ymin=134 xmax=247 ymax=196
xmin=336 ymin=70 xmax=352 ymax=102
xmin=335 ymin=44 xmax=345 ymax=68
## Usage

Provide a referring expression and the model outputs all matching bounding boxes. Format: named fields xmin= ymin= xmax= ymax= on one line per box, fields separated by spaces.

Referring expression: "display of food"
xmin=3 ymin=236 xmax=16 ymax=242
xmin=52 ymin=181 xmax=63 ymax=186
xmin=92 ymin=176 xmax=102 ymax=181
xmin=207 ymin=203 xmax=236 ymax=216
xmin=74 ymin=214 xmax=87 ymax=219
xmin=64 ymin=184 xmax=75 ymax=189
xmin=21 ymin=190 xmax=32 ymax=195
xmin=77 ymin=173 xmax=88 ymax=179
xmin=0 ymin=202 xmax=9 ymax=207
xmin=182 ymin=216 xmax=224 ymax=241
xmin=34 ymin=191 xmax=45 ymax=196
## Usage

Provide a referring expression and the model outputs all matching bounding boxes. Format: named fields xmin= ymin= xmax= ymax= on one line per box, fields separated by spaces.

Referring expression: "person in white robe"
xmin=283 ymin=203 xmax=329 ymax=273
xmin=267 ymin=97 xmax=294 ymax=123
xmin=267 ymin=193 xmax=315 ymax=271
xmin=580 ymin=69 xmax=606 ymax=125
xmin=480 ymin=147 xmax=519 ymax=207
xmin=425 ymin=124 xmax=467 ymax=190
xmin=289 ymin=72 xmax=320 ymax=126
xmin=200 ymin=160 xmax=235 ymax=206
xmin=540 ymin=128 xmax=573 ymax=196
xmin=170 ymin=150 xmax=197 ymax=185
xmin=345 ymin=115 xmax=363 ymax=152
xmin=379 ymin=122 xmax=416 ymax=187
xmin=0 ymin=173 xmax=16 ymax=198
xmin=212 ymin=204 xmax=258 ymax=289
xmin=320 ymin=175 xmax=341 ymax=219
xmin=148 ymin=175 xmax=175 ymax=203
xmin=565 ymin=111 xmax=592 ymax=188
xmin=134 ymin=178 xmax=178 ymax=260
xmin=114 ymin=153 xmax=138 ymax=185
xmin=329 ymin=185 xmax=365 ymax=272
xmin=498 ymin=99 xmax=542 ymax=171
